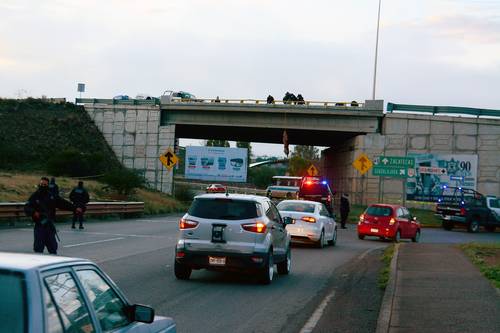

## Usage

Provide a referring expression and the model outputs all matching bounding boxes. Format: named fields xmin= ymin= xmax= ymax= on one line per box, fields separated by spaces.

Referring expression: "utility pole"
xmin=372 ymin=0 xmax=382 ymax=100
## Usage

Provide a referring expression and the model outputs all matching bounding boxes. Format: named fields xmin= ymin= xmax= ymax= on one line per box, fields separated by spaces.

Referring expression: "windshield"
xmin=277 ymin=202 xmax=316 ymax=213
xmin=188 ymin=198 xmax=260 ymax=220
xmin=366 ymin=206 xmax=393 ymax=217
xmin=0 ymin=270 xmax=27 ymax=333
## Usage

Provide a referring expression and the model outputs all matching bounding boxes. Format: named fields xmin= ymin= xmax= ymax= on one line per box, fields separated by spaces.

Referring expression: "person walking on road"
xmin=70 ymin=181 xmax=90 ymax=229
xmin=340 ymin=193 xmax=350 ymax=229
xmin=24 ymin=177 xmax=76 ymax=254
xmin=49 ymin=177 xmax=59 ymax=199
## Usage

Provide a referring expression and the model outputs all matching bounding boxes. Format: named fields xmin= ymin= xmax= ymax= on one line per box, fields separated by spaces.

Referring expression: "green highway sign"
xmin=372 ymin=156 xmax=416 ymax=178
xmin=375 ymin=156 xmax=415 ymax=168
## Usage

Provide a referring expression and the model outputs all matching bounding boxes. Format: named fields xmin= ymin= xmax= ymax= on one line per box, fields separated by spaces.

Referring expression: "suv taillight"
xmin=179 ymin=219 xmax=199 ymax=229
xmin=242 ymin=222 xmax=267 ymax=233
xmin=460 ymin=208 xmax=466 ymax=216
xmin=301 ymin=216 xmax=316 ymax=223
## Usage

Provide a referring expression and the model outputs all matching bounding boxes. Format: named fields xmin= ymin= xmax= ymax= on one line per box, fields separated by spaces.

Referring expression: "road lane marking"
xmin=357 ymin=246 xmax=384 ymax=261
xmin=57 ymin=231 xmax=166 ymax=239
xmin=63 ymin=237 xmax=124 ymax=248
xmin=299 ymin=291 xmax=336 ymax=333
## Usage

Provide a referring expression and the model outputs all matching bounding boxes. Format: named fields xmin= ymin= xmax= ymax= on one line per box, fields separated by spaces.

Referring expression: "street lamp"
xmin=372 ymin=0 xmax=382 ymax=100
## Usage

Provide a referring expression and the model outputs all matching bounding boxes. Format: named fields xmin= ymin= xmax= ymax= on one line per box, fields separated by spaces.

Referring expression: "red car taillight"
xmin=301 ymin=216 xmax=316 ymax=223
xmin=179 ymin=219 xmax=199 ymax=229
xmin=360 ymin=214 xmax=365 ymax=222
xmin=242 ymin=222 xmax=267 ymax=233
xmin=389 ymin=217 xmax=396 ymax=225
xmin=460 ymin=208 xmax=466 ymax=216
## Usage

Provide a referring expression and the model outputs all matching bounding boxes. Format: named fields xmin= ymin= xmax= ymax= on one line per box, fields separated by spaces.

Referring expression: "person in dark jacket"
xmin=266 ymin=95 xmax=275 ymax=104
xmin=24 ymin=177 xmax=76 ymax=254
xmin=297 ymin=94 xmax=305 ymax=105
xmin=340 ymin=193 xmax=350 ymax=229
xmin=70 ymin=181 xmax=90 ymax=229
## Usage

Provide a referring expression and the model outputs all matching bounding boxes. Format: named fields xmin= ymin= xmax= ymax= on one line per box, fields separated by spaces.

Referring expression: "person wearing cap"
xmin=340 ymin=193 xmax=350 ymax=229
xmin=70 ymin=181 xmax=90 ymax=229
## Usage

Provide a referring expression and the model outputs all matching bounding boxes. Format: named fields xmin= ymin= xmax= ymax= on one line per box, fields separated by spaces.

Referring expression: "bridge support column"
xmin=85 ymin=104 xmax=175 ymax=195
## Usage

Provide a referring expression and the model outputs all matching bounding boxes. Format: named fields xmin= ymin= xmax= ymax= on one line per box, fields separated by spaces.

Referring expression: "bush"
xmin=101 ymin=168 xmax=145 ymax=195
xmin=174 ymin=183 xmax=195 ymax=202
xmin=47 ymin=149 xmax=109 ymax=177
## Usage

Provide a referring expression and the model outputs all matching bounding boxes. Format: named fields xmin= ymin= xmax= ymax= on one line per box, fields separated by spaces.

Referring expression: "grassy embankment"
xmin=0 ymin=172 xmax=188 ymax=216
xmin=378 ymin=244 xmax=395 ymax=290
xmin=460 ymin=243 xmax=500 ymax=289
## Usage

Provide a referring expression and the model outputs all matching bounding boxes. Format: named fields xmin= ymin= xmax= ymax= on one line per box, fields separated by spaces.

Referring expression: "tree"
xmin=291 ymin=145 xmax=319 ymax=161
xmin=205 ymin=140 xmax=230 ymax=147
xmin=236 ymin=141 xmax=252 ymax=163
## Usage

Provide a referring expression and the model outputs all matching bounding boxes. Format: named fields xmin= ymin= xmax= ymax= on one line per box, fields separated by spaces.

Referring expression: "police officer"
xmin=340 ymin=193 xmax=350 ymax=229
xmin=24 ymin=177 xmax=75 ymax=254
xmin=70 ymin=181 xmax=90 ymax=229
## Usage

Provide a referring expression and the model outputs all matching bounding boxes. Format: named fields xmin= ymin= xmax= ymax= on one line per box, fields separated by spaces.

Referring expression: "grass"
xmin=0 ymin=171 xmax=187 ymax=216
xmin=347 ymin=204 xmax=441 ymax=227
xmin=378 ymin=244 xmax=395 ymax=290
xmin=460 ymin=243 xmax=500 ymax=289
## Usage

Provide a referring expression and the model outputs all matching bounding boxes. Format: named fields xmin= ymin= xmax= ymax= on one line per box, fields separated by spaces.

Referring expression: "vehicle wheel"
xmin=358 ymin=234 xmax=365 ymax=240
xmin=485 ymin=225 xmax=496 ymax=232
xmin=174 ymin=261 xmax=192 ymax=280
xmin=412 ymin=230 xmax=420 ymax=243
xmin=316 ymin=230 xmax=325 ymax=248
xmin=259 ymin=250 xmax=274 ymax=284
xmin=328 ymin=228 xmax=337 ymax=246
xmin=393 ymin=230 xmax=401 ymax=243
xmin=442 ymin=221 xmax=453 ymax=231
xmin=277 ymin=247 xmax=291 ymax=275
xmin=467 ymin=219 xmax=480 ymax=233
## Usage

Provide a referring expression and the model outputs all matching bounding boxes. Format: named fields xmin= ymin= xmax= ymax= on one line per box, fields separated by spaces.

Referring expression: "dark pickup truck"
xmin=435 ymin=187 xmax=500 ymax=233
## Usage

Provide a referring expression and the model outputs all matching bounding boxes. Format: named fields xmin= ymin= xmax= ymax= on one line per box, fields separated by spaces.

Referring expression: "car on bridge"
xmin=0 ymin=252 xmax=176 ymax=333
xmin=277 ymin=200 xmax=337 ymax=248
xmin=357 ymin=204 xmax=421 ymax=242
xmin=160 ymin=90 xmax=198 ymax=103
xmin=174 ymin=193 xmax=293 ymax=284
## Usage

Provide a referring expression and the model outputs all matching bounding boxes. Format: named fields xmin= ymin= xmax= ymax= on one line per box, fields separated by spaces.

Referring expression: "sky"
xmin=1 ymin=0 xmax=500 ymax=157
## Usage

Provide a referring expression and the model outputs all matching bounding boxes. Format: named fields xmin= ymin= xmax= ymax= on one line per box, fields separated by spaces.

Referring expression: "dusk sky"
xmin=1 ymin=0 xmax=499 ymax=156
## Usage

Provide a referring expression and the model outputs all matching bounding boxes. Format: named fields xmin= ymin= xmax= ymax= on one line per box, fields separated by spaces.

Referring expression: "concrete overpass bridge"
xmin=78 ymin=97 xmax=500 ymax=204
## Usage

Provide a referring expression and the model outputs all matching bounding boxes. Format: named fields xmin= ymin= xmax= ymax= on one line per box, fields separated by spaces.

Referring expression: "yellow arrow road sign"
xmin=352 ymin=153 xmax=373 ymax=175
xmin=307 ymin=164 xmax=319 ymax=177
xmin=159 ymin=148 xmax=178 ymax=170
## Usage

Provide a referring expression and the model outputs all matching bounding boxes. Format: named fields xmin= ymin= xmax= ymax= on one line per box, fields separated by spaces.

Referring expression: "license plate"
xmin=370 ymin=228 xmax=379 ymax=233
xmin=209 ymin=256 xmax=226 ymax=266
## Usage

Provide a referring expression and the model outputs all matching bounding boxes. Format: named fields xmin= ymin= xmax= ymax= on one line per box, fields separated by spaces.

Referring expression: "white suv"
xmin=174 ymin=193 xmax=293 ymax=284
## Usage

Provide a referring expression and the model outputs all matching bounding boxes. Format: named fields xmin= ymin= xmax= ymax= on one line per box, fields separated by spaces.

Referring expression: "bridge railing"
xmin=76 ymin=98 xmax=364 ymax=108
xmin=387 ymin=103 xmax=500 ymax=118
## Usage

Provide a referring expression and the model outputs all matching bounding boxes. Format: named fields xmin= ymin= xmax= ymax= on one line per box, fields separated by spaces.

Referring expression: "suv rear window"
xmin=277 ymin=202 xmax=316 ymax=213
xmin=366 ymin=206 xmax=393 ymax=217
xmin=0 ymin=270 xmax=27 ymax=333
xmin=188 ymin=198 xmax=259 ymax=220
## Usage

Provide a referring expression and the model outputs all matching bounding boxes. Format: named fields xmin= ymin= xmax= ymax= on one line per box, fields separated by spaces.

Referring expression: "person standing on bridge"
xmin=24 ymin=177 xmax=76 ymax=254
xmin=70 ymin=181 xmax=90 ymax=229
xmin=340 ymin=193 xmax=350 ymax=229
xmin=267 ymin=95 xmax=275 ymax=104
xmin=297 ymin=94 xmax=305 ymax=105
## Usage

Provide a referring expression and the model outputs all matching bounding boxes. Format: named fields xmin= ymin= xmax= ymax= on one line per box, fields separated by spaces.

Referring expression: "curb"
xmin=375 ymin=243 xmax=400 ymax=333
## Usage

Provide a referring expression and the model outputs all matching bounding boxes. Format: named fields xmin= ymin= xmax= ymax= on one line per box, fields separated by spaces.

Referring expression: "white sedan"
xmin=277 ymin=200 xmax=337 ymax=248
xmin=0 ymin=252 xmax=176 ymax=333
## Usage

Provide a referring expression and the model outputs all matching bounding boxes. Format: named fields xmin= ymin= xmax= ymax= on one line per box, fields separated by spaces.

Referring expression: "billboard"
xmin=406 ymin=154 xmax=478 ymax=202
xmin=185 ymin=146 xmax=248 ymax=182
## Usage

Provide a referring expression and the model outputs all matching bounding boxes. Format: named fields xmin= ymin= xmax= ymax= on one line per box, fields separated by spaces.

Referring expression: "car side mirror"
xmin=283 ymin=217 xmax=294 ymax=225
xmin=130 ymin=304 xmax=155 ymax=324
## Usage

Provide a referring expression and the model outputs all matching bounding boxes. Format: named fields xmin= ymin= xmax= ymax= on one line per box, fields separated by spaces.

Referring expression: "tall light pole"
xmin=372 ymin=0 xmax=382 ymax=100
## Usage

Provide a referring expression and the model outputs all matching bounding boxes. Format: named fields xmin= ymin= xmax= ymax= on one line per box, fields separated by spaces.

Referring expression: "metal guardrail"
xmin=75 ymin=98 xmax=364 ymax=108
xmin=176 ymin=181 xmax=267 ymax=196
xmin=0 ymin=201 xmax=145 ymax=219
xmin=387 ymin=102 xmax=500 ymax=118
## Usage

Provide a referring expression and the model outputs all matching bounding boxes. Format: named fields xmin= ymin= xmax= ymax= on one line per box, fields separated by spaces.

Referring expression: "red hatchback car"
xmin=357 ymin=204 xmax=421 ymax=242
xmin=206 ymin=184 xmax=226 ymax=193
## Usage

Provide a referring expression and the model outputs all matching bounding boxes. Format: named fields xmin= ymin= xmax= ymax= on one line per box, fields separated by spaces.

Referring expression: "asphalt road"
xmin=0 ymin=217 xmax=498 ymax=333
